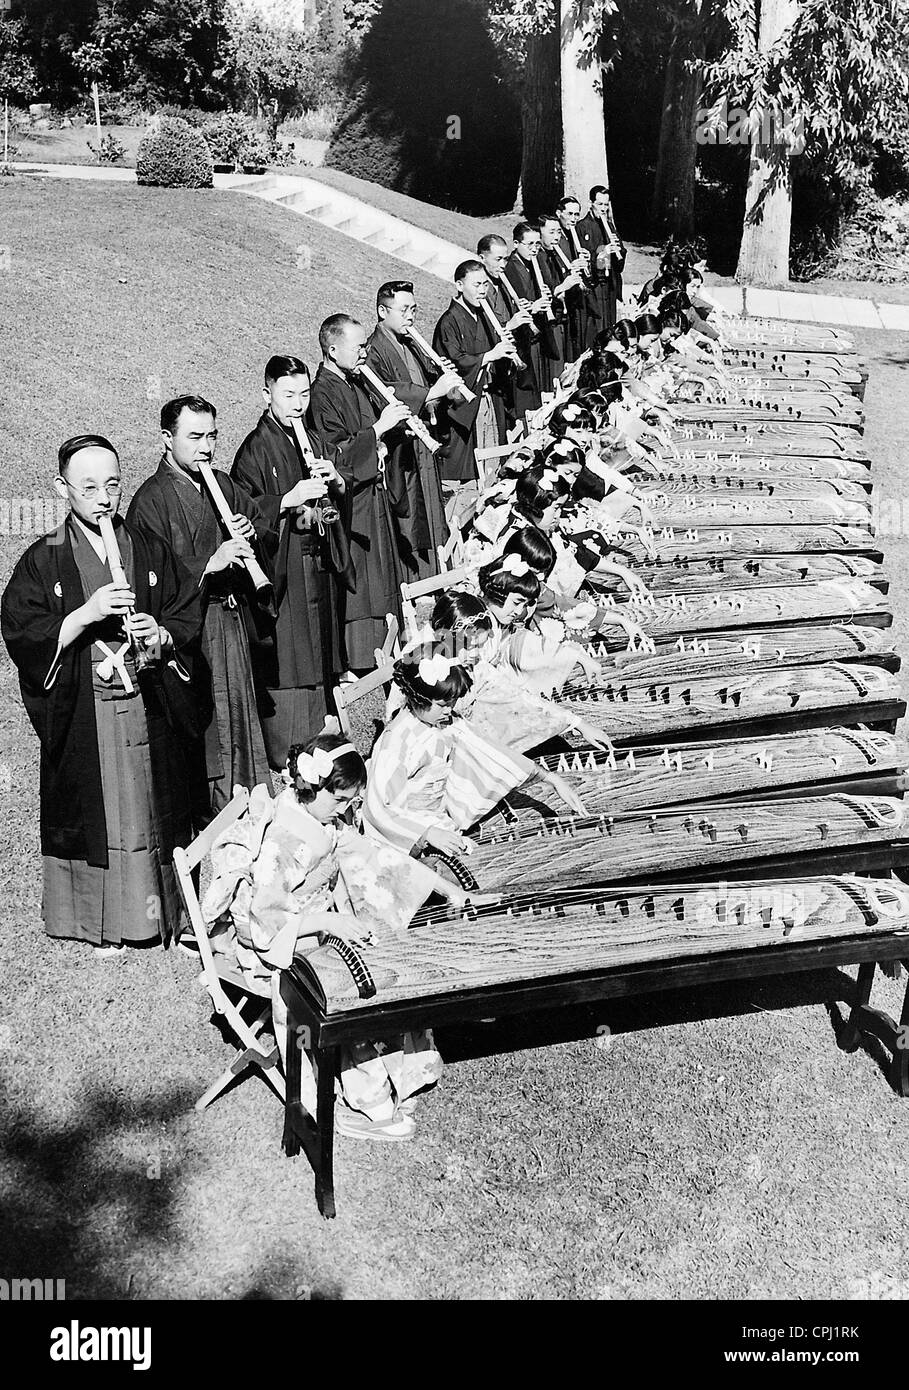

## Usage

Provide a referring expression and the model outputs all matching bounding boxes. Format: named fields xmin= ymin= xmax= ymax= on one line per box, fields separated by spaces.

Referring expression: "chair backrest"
xmin=173 ymin=787 xmax=251 ymax=1008
xmin=437 ymin=527 xmax=465 ymax=572
xmin=334 ymin=660 xmax=397 ymax=744
xmin=401 ymin=563 xmax=475 ymax=606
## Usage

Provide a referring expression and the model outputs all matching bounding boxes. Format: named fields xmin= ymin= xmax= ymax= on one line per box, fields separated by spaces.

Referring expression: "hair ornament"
xmin=500 ymin=553 xmax=530 ymax=577
xmin=538 ymin=468 xmax=560 ymax=492
xmin=294 ymin=742 xmax=357 ymax=784
xmin=418 ymin=653 xmax=454 ymax=685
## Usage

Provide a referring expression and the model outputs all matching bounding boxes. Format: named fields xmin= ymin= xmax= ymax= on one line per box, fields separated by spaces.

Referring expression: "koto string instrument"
xmin=291 ymin=315 xmax=909 ymax=1025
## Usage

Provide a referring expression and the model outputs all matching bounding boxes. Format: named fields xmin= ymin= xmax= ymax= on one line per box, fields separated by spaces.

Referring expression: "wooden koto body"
xmin=603 ymin=578 xmax=890 ymax=638
xmin=288 ymin=874 xmax=909 ymax=1016
xmin=609 ymin=525 xmax=876 ymax=565
xmin=604 ymin=623 xmax=897 ymax=680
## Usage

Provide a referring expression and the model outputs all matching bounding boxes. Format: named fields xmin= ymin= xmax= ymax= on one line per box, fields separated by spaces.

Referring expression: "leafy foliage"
xmin=71 ymin=0 xmax=226 ymax=107
xmin=86 ymin=131 xmax=127 ymax=162
xmin=0 ymin=17 xmax=39 ymax=103
xmin=200 ymin=110 xmax=269 ymax=168
xmin=136 ymin=114 xmax=214 ymax=187
xmin=326 ymin=0 xmax=521 ymax=213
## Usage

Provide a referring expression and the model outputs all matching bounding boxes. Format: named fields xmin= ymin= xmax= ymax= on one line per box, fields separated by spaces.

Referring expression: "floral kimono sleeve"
xmin=201 ymin=784 xmax=276 ymax=928
xmin=335 ymin=826 xmax=440 ymax=941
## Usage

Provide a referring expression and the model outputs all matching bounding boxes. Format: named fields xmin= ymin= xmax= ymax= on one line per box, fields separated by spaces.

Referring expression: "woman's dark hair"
xmin=514 ymin=464 xmax=571 ymax=524
xmin=576 ymin=357 xmax=624 ymax=398
xmin=603 ymin=319 xmax=638 ymax=352
xmin=478 ymin=558 xmax=542 ymax=606
xmin=392 ymin=649 xmax=473 ymax=712
xmin=286 ymin=731 xmax=367 ymax=805
xmin=658 ymin=308 xmax=688 ymax=335
xmin=544 ymin=438 xmax=586 ymax=471
xmin=431 ymin=590 xmax=494 ymax=634
xmin=659 ymin=289 xmax=693 ymax=316
xmin=502 ymin=525 xmax=557 ymax=578
xmin=634 ymin=314 xmax=662 ymax=338
xmin=548 ymin=399 xmax=597 ymax=438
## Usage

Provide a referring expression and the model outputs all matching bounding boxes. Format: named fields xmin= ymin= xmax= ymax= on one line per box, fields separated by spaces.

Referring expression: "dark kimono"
xmin=308 ymin=362 xmax=404 ymax=671
xmin=485 ymin=276 xmax=541 ymax=423
xmin=503 ymin=250 xmax=556 ymax=399
xmin=537 ymin=246 xmax=569 ymax=391
xmin=432 ymin=299 xmax=505 ymax=484
xmin=0 ymin=516 xmax=203 ymax=945
xmin=576 ymin=203 xmax=627 ymax=344
xmin=126 ymin=460 xmax=273 ymax=819
xmin=558 ymin=226 xmax=591 ymax=361
xmin=365 ymin=323 xmax=447 ymax=578
xmin=231 ymin=410 xmax=349 ymax=767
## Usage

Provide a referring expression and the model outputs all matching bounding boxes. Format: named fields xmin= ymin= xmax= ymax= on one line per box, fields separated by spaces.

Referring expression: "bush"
xmin=136 ymin=116 xmax=213 ymax=189
xmin=873 ymin=130 xmax=909 ymax=200
xmin=199 ymin=112 xmax=265 ymax=169
xmin=86 ymin=132 xmax=126 ymax=164
xmin=155 ymin=105 xmax=213 ymax=129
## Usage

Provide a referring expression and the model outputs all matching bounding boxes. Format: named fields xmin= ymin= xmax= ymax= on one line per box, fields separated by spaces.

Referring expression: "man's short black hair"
xmin=160 ymin=395 xmax=216 ymax=434
xmin=318 ymin=313 xmax=360 ymax=354
xmin=376 ymin=280 xmax=415 ymax=310
xmin=454 ymin=259 xmax=485 ymax=282
xmin=513 ymin=221 xmax=540 ymax=243
xmin=58 ymin=434 xmax=119 ymax=474
xmin=477 ymin=233 xmax=507 ymax=255
xmin=265 ymin=355 xmax=309 ymax=386
xmin=589 ymin=184 xmax=609 ymax=201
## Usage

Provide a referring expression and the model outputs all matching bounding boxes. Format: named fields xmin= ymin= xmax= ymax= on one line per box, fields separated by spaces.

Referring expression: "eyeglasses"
xmin=65 ymin=480 xmax=122 ymax=499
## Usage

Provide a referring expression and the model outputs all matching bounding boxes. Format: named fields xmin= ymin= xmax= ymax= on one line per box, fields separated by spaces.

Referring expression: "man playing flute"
xmin=1 ymin=435 xmax=204 ymax=955
xmin=366 ymin=280 xmax=463 ymax=578
xmin=555 ymin=196 xmax=590 ymax=362
xmin=576 ymin=184 xmax=627 ymax=345
xmin=476 ymin=233 xmax=540 ymax=422
xmin=503 ymin=223 xmax=557 ymax=397
xmin=308 ymin=313 xmax=411 ymax=673
xmin=231 ymin=355 xmax=351 ymax=766
xmin=537 ymin=214 xmax=584 ymax=389
xmin=126 ymin=396 xmax=273 ymax=822
xmin=432 ymin=260 xmax=517 ymax=502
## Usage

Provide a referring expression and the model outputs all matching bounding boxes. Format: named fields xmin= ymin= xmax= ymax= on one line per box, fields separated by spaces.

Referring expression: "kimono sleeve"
xmin=126 ymin=486 xmax=207 ymax=588
xmin=230 ymin=435 xmax=283 ymax=533
xmin=366 ymin=341 xmax=430 ymax=416
xmin=363 ymin=719 xmax=452 ymax=853
xmin=0 ymin=541 xmax=81 ymax=759
xmin=434 ymin=313 xmax=484 ymax=378
xmin=307 ymin=394 xmax=380 ymax=489
xmin=336 ymin=826 xmax=440 ymax=940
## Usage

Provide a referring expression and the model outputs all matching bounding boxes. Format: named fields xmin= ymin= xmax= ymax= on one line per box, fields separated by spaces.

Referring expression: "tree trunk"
xmin=735 ymin=0 xmax=799 ymax=286
xmin=560 ymin=0 xmax=609 ymax=200
xmin=651 ymin=20 xmax=704 ymax=238
xmin=520 ymin=24 xmax=561 ymax=215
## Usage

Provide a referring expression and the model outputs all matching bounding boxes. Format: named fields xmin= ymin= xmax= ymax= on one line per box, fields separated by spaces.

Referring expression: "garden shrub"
xmin=136 ymin=116 xmax=213 ymax=189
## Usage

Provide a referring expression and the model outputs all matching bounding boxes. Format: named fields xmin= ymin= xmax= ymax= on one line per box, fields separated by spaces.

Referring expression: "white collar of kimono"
xmin=71 ymin=513 xmax=109 ymax=563
xmin=274 ymin=787 xmax=337 ymax=849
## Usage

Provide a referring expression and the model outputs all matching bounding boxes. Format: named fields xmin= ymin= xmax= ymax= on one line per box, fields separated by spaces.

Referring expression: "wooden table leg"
xmin=312 ymin=1044 xmax=337 ymax=1219
xmin=838 ymin=961 xmax=876 ymax=1053
xmin=282 ymin=1014 xmax=302 ymax=1159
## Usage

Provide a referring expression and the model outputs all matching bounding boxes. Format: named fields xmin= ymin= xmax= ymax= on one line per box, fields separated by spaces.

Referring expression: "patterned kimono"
xmin=363 ymin=708 xmax=531 ymax=854
xmin=202 ymin=785 xmax=442 ymax=1119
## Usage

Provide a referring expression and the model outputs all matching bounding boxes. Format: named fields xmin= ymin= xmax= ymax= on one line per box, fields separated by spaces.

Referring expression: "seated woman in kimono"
xmin=364 ymin=646 xmax=585 ymax=859
xmin=202 ymin=729 xmax=477 ymax=1142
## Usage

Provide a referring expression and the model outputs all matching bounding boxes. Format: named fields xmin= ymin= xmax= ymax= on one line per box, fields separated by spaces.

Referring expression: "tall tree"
xmin=650 ymin=0 xmax=716 ymax=237
xmin=705 ymin=0 xmax=909 ymax=285
xmin=0 ymin=16 xmax=38 ymax=105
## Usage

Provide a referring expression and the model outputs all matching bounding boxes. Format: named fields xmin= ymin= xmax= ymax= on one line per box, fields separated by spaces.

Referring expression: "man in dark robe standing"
xmin=556 ymin=196 xmax=592 ymax=362
xmin=365 ymin=281 xmax=462 ymax=578
xmin=126 ymin=395 xmax=273 ymax=822
xmin=503 ymin=223 xmax=559 ymax=397
xmin=308 ymin=314 xmax=411 ymax=672
xmin=576 ymin=184 xmax=627 ymax=346
xmin=432 ymin=260 xmax=517 ymax=504
xmin=477 ymin=234 xmax=539 ymax=423
xmin=538 ymin=214 xmax=584 ymax=389
xmin=1 ymin=435 xmax=204 ymax=954
xmin=232 ymin=355 xmax=351 ymax=767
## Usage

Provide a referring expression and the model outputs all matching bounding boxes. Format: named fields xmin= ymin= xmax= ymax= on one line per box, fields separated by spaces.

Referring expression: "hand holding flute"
xmin=358 ymin=363 xmax=441 ymax=453
xmin=405 ymin=326 xmax=475 ymax=403
xmin=97 ymin=513 xmax=155 ymax=665
xmin=478 ymin=298 xmax=524 ymax=367
xmin=196 ymin=460 xmax=272 ymax=592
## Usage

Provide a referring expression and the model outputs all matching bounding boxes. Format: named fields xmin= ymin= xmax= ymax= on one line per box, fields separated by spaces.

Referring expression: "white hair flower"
xmin=500 ymin=553 xmax=530 ymax=577
xmin=418 ymin=653 xmax=454 ymax=685
xmin=538 ymin=468 xmax=560 ymax=492
xmin=296 ymin=747 xmax=335 ymax=784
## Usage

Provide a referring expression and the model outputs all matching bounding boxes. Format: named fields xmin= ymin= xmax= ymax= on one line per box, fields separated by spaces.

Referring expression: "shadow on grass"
xmin=0 ymin=1081 xmax=199 ymax=1298
xmin=437 ymin=966 xmax=863 ymax=1066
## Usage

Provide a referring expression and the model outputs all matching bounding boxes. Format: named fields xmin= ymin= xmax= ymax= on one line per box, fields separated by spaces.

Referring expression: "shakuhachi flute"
xmin=357 ymin=363 xmax=441 ymax=453
xmin=97 ymin=513 xmax=148 ymax=668
xmin=196 ymin=460 xmax=272 ymax=592
xmin=478 ymin=297 xmax=524 ymax=367
xmin=405 ymin=325 xmax=475 ymax=403
xmin=566 ymin=226 xmax=592 ymax=284
xmin=289 ymin=416 xmax=340 ymax=526
xmin=530 ymin=254 xmax=556 ymax=320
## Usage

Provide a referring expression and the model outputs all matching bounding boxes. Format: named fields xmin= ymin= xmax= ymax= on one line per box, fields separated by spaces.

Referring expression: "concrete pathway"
xmin=13 ymin=161 xmax=909 ymax=332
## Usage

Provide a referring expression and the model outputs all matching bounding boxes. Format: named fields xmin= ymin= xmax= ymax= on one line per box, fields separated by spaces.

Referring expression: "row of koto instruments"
xmin=290 ymin=317 xmax=909 ymax=1026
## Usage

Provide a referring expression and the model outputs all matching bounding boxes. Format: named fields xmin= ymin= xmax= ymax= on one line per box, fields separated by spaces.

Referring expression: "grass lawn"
xmin=2 ymin=177 xmax=909 ymax=1301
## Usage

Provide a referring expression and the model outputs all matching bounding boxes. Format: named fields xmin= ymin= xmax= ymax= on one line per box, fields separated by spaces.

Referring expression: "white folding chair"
xmin=173 ymin=789 xmax=286 ymax=1111
xmin=333 ymin=660 xmax=397 ymax=750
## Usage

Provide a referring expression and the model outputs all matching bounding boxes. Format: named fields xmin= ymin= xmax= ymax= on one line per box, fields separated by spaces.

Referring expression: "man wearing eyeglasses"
xmin=365 ymin=281 xmax=462 ymax=579
xmin=126 ymin=395 xmax=274 ymax=821
xmin=1 ymin=434 xmax=204 ymax=955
